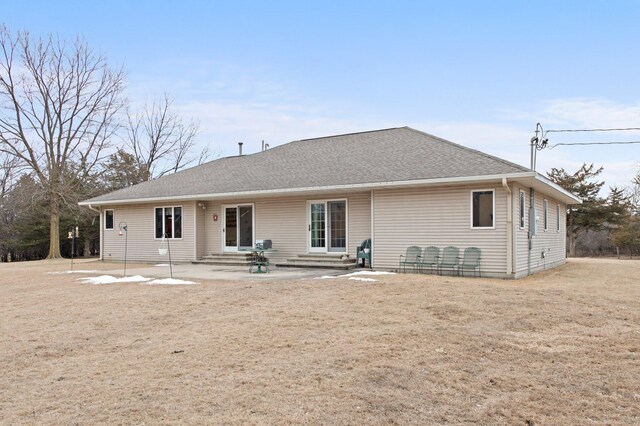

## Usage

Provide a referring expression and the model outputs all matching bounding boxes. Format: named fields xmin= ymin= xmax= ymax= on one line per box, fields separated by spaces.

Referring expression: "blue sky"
xmin=4 ymin=0 xmax=640 ymax=191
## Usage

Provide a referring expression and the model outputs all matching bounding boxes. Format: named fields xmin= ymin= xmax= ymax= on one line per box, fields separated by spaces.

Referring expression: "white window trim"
xmin=470 ymin=189 xmax=495 ymax=230
xmin=154 ymin=205 xmax=184 ymax=240
xmin=543 ymin=199 xmax=549 ymax=232
xmin=519 ymin=190 xmax=526 ymax=230
xmin=556 ymin=203 xmax=561 ymax=232
xmin=306 ymin=198 xmax=349 ymax=254
xmin=104 ymin=209 xmax=114 ymax=230
xmin=221 ymin=203 xmax=256 ymax=252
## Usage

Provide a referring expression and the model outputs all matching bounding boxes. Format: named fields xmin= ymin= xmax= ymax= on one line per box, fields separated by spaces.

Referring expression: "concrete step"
xmin=276 ymin=254 xmax=357 ymax=269
xmin=287 ymin=256 xmax=355 ymax=265
xmin=274 ymin=261 xmax=357 ymax=270
xmin=195 ymin=252 xmax=254 ymax=266
xmin=193 ymin=259 xmax=253 ymax=266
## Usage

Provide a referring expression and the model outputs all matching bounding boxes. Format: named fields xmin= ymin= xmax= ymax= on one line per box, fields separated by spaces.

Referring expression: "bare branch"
xmin=0 ymin=26 xmax=125 ymax=258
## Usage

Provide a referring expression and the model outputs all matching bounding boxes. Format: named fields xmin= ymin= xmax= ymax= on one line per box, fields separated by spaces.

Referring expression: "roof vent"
xmin=238 ymin=142 xmax=243 ymax=156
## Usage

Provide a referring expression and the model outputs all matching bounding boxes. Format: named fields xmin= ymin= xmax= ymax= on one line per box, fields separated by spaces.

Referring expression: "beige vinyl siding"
xmin=195 ymin=201 xmax=206 ymax=258
xmin=203 ymin=191 xmax=371 ymax=263
xmin=514 ymin=184 xmax=566 ymax=277
xmin=102 ymin=201 xmax=196 ymax=262
xmin=373 ymin=184 xmax=508 ymax=276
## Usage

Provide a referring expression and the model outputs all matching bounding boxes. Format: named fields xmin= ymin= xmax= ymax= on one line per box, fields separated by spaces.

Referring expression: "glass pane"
xmin=155 ymin=208 xmax=163 ymax=238
xmin=225 ymin=207 xmax=237 ymax=247
xmin=238 ymin=206 xmax=253 ymax=248
xmin=105 ymin=210 xmax=114 ymax=230
xmin=174 ymin=207 xmax=182 ymax=238
xmin=310 ymin=203 xmax=325 ymax=248
xmin=473 ymin=191 xmax=493 ymax=227
xmin=164 ymin=207 xmax=173 ymax=238
xmin=329 ymin=201 xmax=346 ymax=251
xmin=519 ymin=193 xmax=525 ymax=228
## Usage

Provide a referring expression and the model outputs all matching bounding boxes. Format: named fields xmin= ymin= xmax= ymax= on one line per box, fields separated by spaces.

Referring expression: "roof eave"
xmin=79 ymin=172 xmax=538 ymax=206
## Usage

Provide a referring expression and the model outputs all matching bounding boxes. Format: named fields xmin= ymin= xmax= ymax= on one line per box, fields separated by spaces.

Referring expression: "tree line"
xmin=548 ymin=164 xmax=640 ymax=258
xmin=0 ymin=26 xmax=209 ymax=262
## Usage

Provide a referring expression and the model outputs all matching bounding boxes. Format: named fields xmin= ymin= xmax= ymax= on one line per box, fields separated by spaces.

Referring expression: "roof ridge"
xmin=295 ymin=127 xmax=401 ymax=143
xmin=402 ymin=127 xmax=530 ymax=172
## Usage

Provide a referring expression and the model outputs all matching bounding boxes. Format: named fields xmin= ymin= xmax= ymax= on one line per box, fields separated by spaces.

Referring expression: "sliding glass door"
xmin=309 ymin=200 xmax=346 ymax=253
xmin=223 ymin=205 xmax=253 ymax=252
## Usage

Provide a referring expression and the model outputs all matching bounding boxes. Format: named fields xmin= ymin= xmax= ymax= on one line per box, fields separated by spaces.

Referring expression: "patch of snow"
xmin=348 ymin=277 xmax=377 ymax=282
xmin=154 ymin=264 xmax=170 ymax=267
xmin=144 ymin=278 xmax=197 ymax=285
xmin=47 ymin=270 xmax=99 ymax=274
xmin=343 ymin=270 xmax=396 ymax=276
xmin=315 ymin=270 xmax=395 ymax=280
xmin=79 ymin=275 xmax=151 ymax=285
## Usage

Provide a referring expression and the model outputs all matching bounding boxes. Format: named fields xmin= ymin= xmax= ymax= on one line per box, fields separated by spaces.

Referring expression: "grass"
xmin=0 ymin=258 xmax=639 ymax=424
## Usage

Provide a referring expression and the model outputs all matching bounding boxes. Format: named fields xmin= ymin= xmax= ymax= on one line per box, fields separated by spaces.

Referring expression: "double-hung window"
xmin=155 ymin=206 xmax=182 ymax=239
xmin=471 ymin=190 xmax=494 ymax=228
xmin=104 ymin=209 xmax=114 ymax=230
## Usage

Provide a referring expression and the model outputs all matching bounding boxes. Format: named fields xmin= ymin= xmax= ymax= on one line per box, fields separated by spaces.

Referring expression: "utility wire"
xmin=546 ymin=127 xmax=640 ymax=133
xmin=548 ymin=140 xmax=640 ymax=149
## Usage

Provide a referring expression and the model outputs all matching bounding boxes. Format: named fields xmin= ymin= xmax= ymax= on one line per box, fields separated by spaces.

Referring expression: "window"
xmin=543 ymin=199 xmax=548 ymax=231
xmin=519 ymin=191 xmax=526 ymax=229
xmin=471 ymin=190 xmax=494 ymax=228
xmin=104 ymin=209 xmax=114 ymax=230
xmin=155 ymin=206 xmax=182 ymax=239
xmin=556 ymin=204 xmax=561 ymax=232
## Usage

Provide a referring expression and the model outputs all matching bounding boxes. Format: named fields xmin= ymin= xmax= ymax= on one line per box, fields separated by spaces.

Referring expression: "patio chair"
xmin=438 ymin=246 xmax=460 ymax=276
xmin=418 ymin=246 xmax=440 ymax=274
xmin=399 ymin=246 xmax=421 ymax=273
xmin=459 ymin=247 xmax=481 ymax=277
xmin=356 ymin=238 xmax=372 ymax=268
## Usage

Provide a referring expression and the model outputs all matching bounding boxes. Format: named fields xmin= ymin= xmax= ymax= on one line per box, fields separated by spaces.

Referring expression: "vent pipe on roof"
xmin=261 ymin=140 xmax=270 ymax=151
xmin=238 ymin=142 xmax=243 ymax=156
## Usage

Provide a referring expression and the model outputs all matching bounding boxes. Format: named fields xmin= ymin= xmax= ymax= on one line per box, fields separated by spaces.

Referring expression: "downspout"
xmin=370 ymin=189 xmax=375 ymax=268
xmin=501 ymin=178 xmax=513 ymax=276
xmin=87 ymin=204 xmax=103 ymax=261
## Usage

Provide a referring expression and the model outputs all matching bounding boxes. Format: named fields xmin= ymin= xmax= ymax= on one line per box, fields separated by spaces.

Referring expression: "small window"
xmin=471 ymin=190 xmax=494 ymax=228
xmin=104 ymin=209 xmax=114 ymax=230
xmin=556 ymin=204 xmax=561 ymax=232
xmin=519 ymin=191 xmax=526 ymax=229
xmin=155 ymin=206 xmax=183 ymax=239
xmin=543 ymin=199 xmax=548 ymax=231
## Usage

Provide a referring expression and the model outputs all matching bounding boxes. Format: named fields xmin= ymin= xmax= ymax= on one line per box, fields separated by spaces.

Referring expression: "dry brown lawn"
xmin=0 ymin=258 xmax=639 ymax=425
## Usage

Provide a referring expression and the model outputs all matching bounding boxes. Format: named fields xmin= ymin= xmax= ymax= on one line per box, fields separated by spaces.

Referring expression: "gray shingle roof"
xmin=83 ymin=127 xmax=530 ymax=204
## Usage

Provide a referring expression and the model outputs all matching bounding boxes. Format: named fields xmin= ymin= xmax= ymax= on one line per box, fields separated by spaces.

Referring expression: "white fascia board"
xmin=533 ymin=174 xmax=582 ymax=204
xmin=79 ymin=172 xmax=536 ymax=206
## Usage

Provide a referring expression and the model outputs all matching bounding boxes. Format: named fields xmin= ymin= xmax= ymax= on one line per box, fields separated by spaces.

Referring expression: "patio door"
xmin=308 ymin=200 xmax=347 ymax=253
xmin=223 ymin=205 xmax=254 ymax=252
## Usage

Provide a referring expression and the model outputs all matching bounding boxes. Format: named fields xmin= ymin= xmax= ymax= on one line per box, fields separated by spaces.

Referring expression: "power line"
xmin=546 ymin=127 xmax=640 ymax=133
xmin=548 ymin=140 xmax=640 ymax=149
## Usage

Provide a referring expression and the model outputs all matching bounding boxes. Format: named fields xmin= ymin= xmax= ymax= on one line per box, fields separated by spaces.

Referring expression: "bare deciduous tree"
xmin=125 ymin=94 xmax=207 ymax=181
xmin=0 ymin=26 xmax=125 ymax=258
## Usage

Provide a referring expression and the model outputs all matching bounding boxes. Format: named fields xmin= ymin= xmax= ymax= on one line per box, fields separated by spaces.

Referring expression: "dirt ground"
xmin=0 ymin=258 xmax=638 ymax=425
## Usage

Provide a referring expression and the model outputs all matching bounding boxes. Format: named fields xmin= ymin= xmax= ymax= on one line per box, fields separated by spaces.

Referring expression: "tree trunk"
xmin=83 ymin=237 xmax=91 ymax=257
xmin=568 ymin=231 xmax=577 ymax=257
xmin=47 ymin=194 xmax=62 ymax=259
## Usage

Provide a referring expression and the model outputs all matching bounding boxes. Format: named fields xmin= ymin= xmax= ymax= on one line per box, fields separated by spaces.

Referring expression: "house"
xmin=80 ymin=127 xmax=581 ymax=278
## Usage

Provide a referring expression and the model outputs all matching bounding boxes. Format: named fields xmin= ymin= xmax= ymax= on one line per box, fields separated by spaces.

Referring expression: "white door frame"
xmin=222 ymin=203 xmax=255 ymax=252
xmin=307 ymin=199 xmax=348 ymax=254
